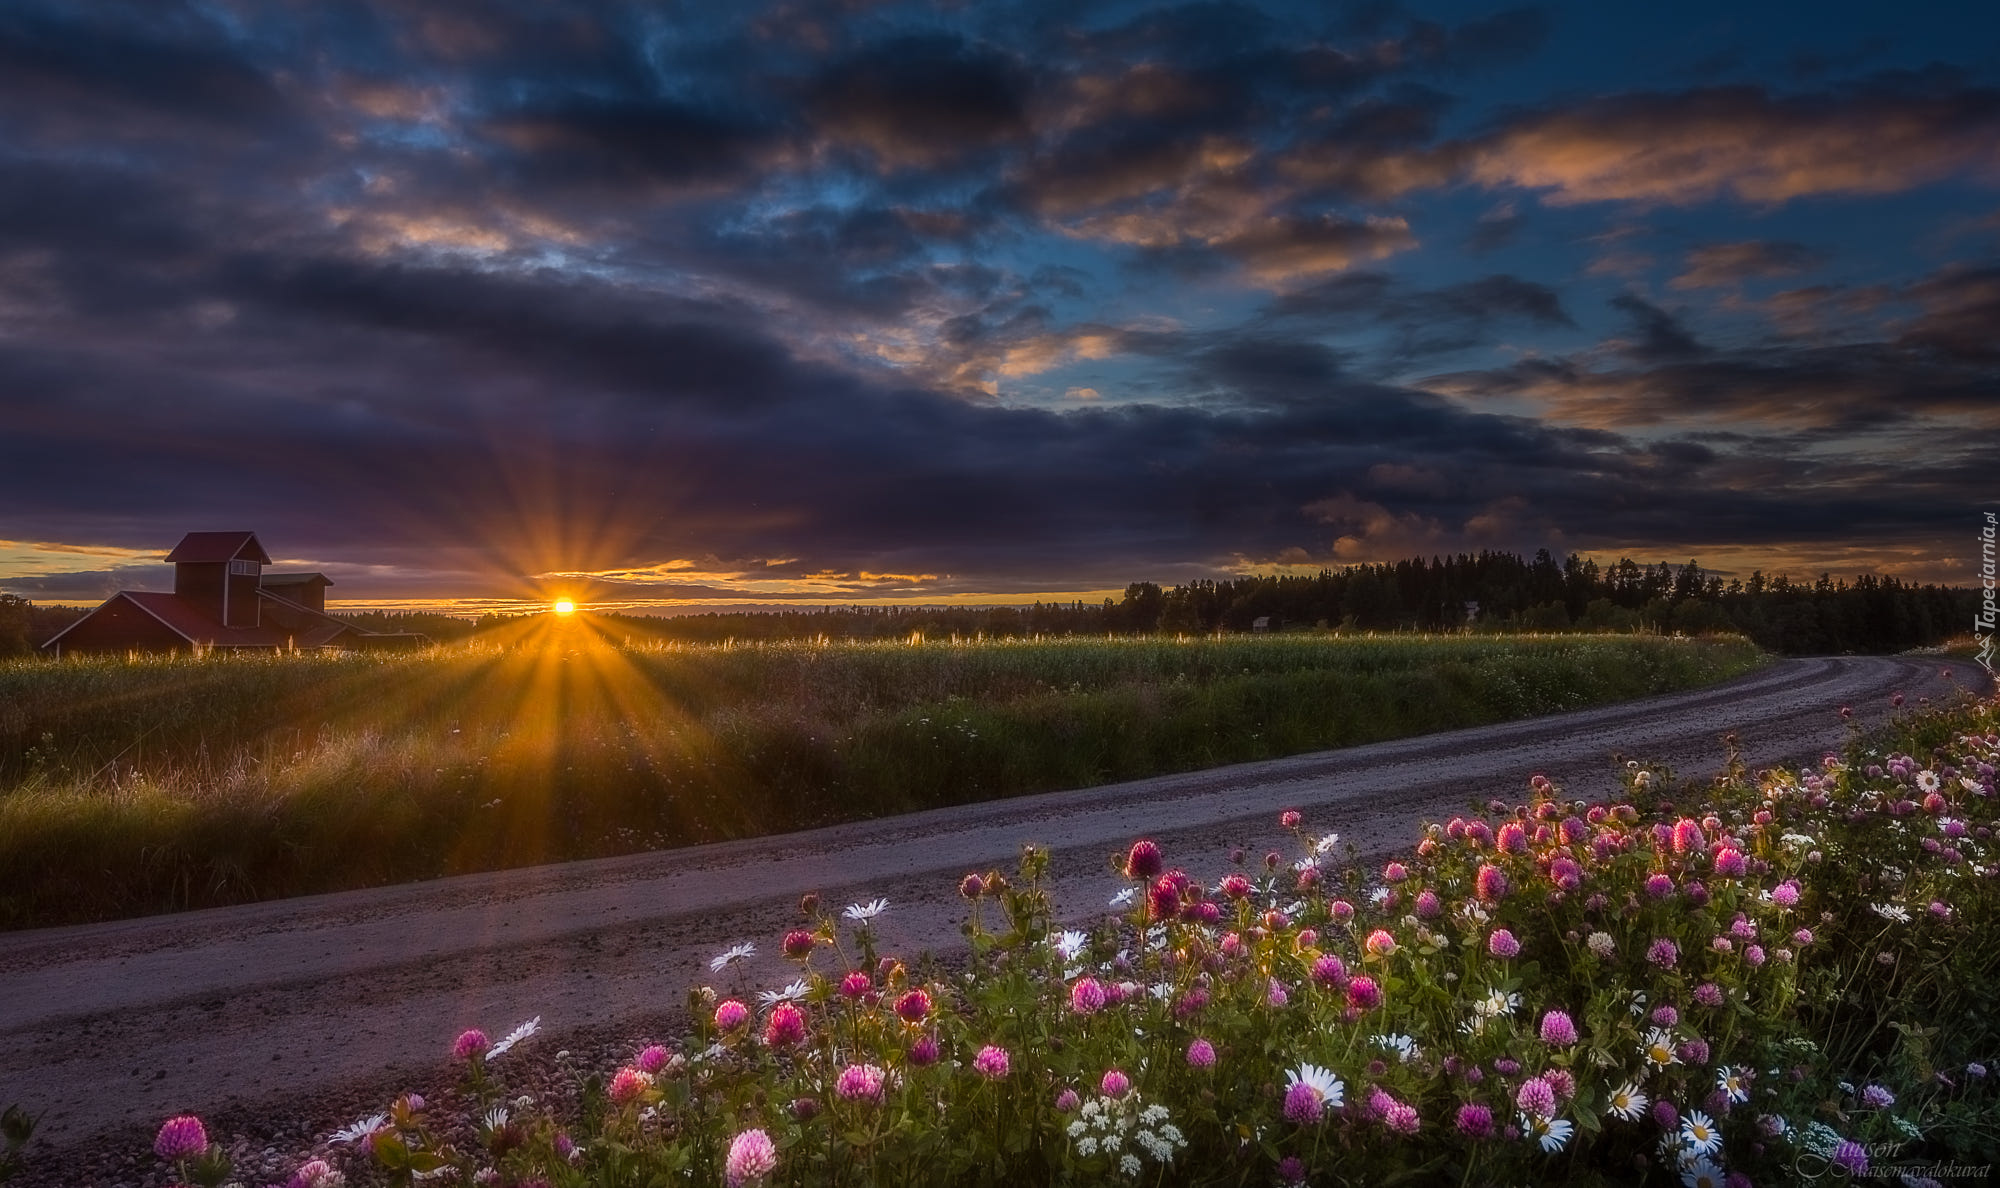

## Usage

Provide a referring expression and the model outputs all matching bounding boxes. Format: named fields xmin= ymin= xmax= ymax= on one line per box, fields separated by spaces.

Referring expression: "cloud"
xmin=1464 ymin=80 xmax=2000 ymax=206
xmin=1670 ymin=240 xmax=1826 ymax=289
xmin=804 ymin=35 xmax=1032 ymax=169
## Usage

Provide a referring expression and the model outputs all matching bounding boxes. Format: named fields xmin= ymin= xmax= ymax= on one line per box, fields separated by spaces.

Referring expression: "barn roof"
xmin=260 ymin=571 xmax=333 ymax=587
xmin=164 ymin=531 xmax=272 ymax=564
xmin=122 ymin=592 xmax=289 ymax=646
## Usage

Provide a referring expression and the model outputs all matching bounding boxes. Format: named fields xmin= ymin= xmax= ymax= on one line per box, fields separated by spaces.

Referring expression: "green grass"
xmin=0 ymin=630 xmax=1766 ymax=928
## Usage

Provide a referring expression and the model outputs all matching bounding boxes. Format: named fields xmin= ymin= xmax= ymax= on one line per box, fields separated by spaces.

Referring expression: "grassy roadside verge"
xmin=0 ymin=633 xmax=1765 ymax=928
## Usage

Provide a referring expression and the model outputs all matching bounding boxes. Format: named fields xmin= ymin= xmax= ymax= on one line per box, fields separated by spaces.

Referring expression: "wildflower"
xmin=1108 ymin=888 xmax=1136 ymax=908
xmin=328 ymin=1113 xmax=387 ymax=1145
xmin=714 ymin=999 xmax=750 ymax=1031
xmin=836 ymin=1063 xmax=886 ymax=1103
xmin=1641 ymin=1028 xmax=1681 ymax=1069
xmin=1372 ymin=1033 xmax=1418 ymax=1062
xmin=1744 ymin=944 xmax=1766 ymax=966
xmin=1793 ymin=927 xmax=1814 ymax=945
xmin=1717 ymin=1067 xmax=1749 ymax=1105
xmin=1187 ymin=1038 xmax=1217 ymax=1068
xmin=908 ymin=1034 xmax=940 ymax=1066
xmin=1647 ymin=937 xmax=1679 ymax=968
xmin=1681 ymin=1110 xmax=1722 ymax=1156
xmin=894 ymin=988 xmax=932 ymax=1023
xmin=1267 ymin=978 xmax=1290 ymax=1008
xmin=1474 ymin=987 xmax=1520 ymax=1020
xmin=1652 ymin=1004 xmax=1679 ymax=1027
xmin=1653 ymin=1100 xmax=1679 ymax=1129
xmin=782 ymin=929 xmax=816 ymax=959
xmin=1383 ymin=861 xmax=1408 ymax=882
xmin=1672 ymin=818 xmax=1708 ymax=854
xmin=1712 ymin=847 xmax=1747 ymax=877
xmin=1694 ymin=983 xmax=1724 ymax=1008
xmin=839 ymin=970 xmax=872 ymax=999
xmin=1521 ymin=1113 xmax=1574 ymax=1153
xmin=1124 ymin=840 xmax=1165 ymax=879
xmin=1330 ymin=899 xmax=1355 ymax=923
xmin=758 ymin=980 xmax=809 ymax=1007
xmin=764 ymin=1002 xmax=807 ymax=1048
xmin=1056 ymin=1088 xmax=1080 ymax=1111
xmin=637 ymin=1045 xmax=669 ymax=1074
xmin=973 ymin=1045 xmax=1010 ymax=1079
xmin=1283 ymin=1064 xmax=1343 ymax=1123
xmin=1218 ymin=873 xmax=1253 ymax=899
xmin=1475 ymin=864 xmax=1509 ymax=901
xmin=608 ymin=1067 xmax=651 ymax=1105
xmin=1148 ymin=879 xmax=1181 ymax=921
xmin=1345 ymin=975 xmax=1381 ymax=1011
xmin=1679 ymin=1038 xmax=1711 ymax=1065
xmin=1681 ymin=1157 xmax=1726 ymax=1188
xmin=1860 ymin=1083 xmax=1895 ymax=1108
xmin=1870 ymin=902 xmax=1912 ymax=923
xmin=725 ymin=1128 xmax=778 ymax=1188
xmin=1832 ymin=1139 xmax=1869 ymax=1174
xmin=844 ymin=898 xmax=888 ymax=923
xmin=1517 ymin=1077 xmax=1557 ymax=1117
xmin=1540 ymin=1009 xmax=1579 ymax=1046
xmin=1607 ymin=1082 xmax=1648 ymax=1122
xmin=1365 ymin=929 xmax=1397 ymax=957
xmin=1310 ymin=954 xmax=1347 ymax=987
xmin=155 ymin=1115 xmax=208 ymax=1161
xmin=1280 ymin=810 xmax=1301 ymax=829
xmin=1498 ymin=821 xmax=1529 ymax=852
xmin=1456 ymin=1103 xmax=1495 ymax=1139
xmin=453 ymin=1029 xmax=490 ymax=1061
xmin=1968 ymin=1062 xmax=1988 ymax=1078
xmin=1415 ymin=889 xmax=1442 ymax=918
xmin=1646 ymin=873 xmax=1676 ymax=898
xmin=1120 ymin=1154 xmax=1143 ymax=1176
xmin=286 ymin=1159 xmax=340 ymax=1188
xmin=1101 ymin=1069 xmax=1131 ymax=1097
xmin=711 ymin=942 xmax=757 ymax=972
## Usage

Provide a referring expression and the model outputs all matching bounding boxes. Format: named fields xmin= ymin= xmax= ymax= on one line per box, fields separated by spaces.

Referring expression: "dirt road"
xmin=0 ymin=654 xmax=1982 ymax=1178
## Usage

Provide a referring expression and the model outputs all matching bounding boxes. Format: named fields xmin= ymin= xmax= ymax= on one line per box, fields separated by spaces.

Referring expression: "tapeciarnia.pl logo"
xmin=1978 ymin=510 xmax=1997 ymax=679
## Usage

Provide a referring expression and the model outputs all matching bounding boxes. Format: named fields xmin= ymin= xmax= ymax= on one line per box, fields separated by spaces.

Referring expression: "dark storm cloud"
xmin=804 ymin=34 xmax=1032 ymax=168
xmin=0 ymin=0 xmax=1995 ymax=597
xmin=1608 ymin=294 xmax=1704 ymax=362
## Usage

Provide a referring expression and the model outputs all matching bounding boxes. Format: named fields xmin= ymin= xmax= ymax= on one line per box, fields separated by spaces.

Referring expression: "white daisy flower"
xmin=1285 ymin=1063 xmax=1344 ymax=1110
xmin=485 ymin=1016 xmax=540 ymax=1060
xmin=1606 ymin=1082 xmax=1648 ymax=1122
xmin=1870 ymin=902 xmax=1912 ymax=924
xmin=1473 ymin=988 xmax=1520 ymax=1019
xmin=1051 ymin=930 xmax=1089 ymax=961
xmin=1680 ymin=1110 xmax=1722 ymax=1157
xmin=329 ymin=1113 xmax=388 ymax=1145
xmin=758 ymin=979 xmax=809 ymax=1007
xmin=1368 ymin=886 xmax=1392 ymax=907
xmin=1642 ymin=1028 xmax=1681 ymax=1070
xmin=710 ymin=942 xmax=756 ymax=971
xmin=1915 ymin=770 xmax=1941 ymax=795
xmin=1717 ymin=1066 xmax=1749 ymax=1105
xmin=1521 ymin=1113 xmax=1574 ymax=1153
xmin=1313 ymin=832 xmax=1341 ymax=854
xmin=844 ymin=898 xmax=889 ymax=923
xmin=1370 ymin=1034 xmax=1419 ymax=1062
xmin=480 ymin=1105 xmax=509 ymax=1132
xmin=1680 ymin=1156 xmax=1726 ymax=1188
xmin=1109 ymin=888 xmax=1136 ymax=908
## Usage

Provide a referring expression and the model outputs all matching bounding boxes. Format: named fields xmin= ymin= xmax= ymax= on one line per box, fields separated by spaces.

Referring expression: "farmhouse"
xmin=39 ymin=531 xmax=428 ymax=657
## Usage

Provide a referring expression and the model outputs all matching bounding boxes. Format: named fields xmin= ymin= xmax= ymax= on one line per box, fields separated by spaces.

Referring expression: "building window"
xmin=229 ymin=559 xmax=260 ymax=575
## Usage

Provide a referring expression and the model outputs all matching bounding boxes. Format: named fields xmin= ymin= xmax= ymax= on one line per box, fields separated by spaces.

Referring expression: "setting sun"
xmin=552 ymin=599 xmax=576 ymax=615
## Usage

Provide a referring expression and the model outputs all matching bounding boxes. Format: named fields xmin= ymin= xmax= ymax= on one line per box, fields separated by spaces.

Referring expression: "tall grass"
xmin=0 ymin=631 xmax=1764 ymax=927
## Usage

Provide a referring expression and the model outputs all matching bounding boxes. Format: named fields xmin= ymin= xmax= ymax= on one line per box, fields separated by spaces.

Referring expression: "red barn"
xmin=39 ymin=531 xmax=428 ymax=657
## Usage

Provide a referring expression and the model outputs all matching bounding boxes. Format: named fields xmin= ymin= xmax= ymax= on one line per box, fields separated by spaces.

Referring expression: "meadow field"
xmin=0 ymin=627 xmax=1764 ymax=928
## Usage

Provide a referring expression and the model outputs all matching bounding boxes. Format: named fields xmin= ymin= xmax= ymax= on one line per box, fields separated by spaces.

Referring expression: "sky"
xmin=1 ymin=0 xmax=1995 ymax=614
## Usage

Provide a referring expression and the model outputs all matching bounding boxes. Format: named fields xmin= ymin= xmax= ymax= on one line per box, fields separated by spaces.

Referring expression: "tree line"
xmin=2 ymin=550 xmax=1978 ymax=657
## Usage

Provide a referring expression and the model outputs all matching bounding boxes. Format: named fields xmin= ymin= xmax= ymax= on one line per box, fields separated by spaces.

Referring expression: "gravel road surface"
xmin=0 ymin=654 xmax=1984 ymax=1184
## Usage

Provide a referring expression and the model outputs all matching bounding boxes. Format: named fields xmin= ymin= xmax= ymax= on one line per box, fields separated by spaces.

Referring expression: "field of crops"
xmin=0 ymin=627 xmax=1765 ymax=927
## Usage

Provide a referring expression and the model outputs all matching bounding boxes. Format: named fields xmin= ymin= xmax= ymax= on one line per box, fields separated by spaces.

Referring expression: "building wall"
xmin=46 ymin=600 xmax=187 ymax=656
xmin=175 ymin=563 xmax=225 ymax=620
